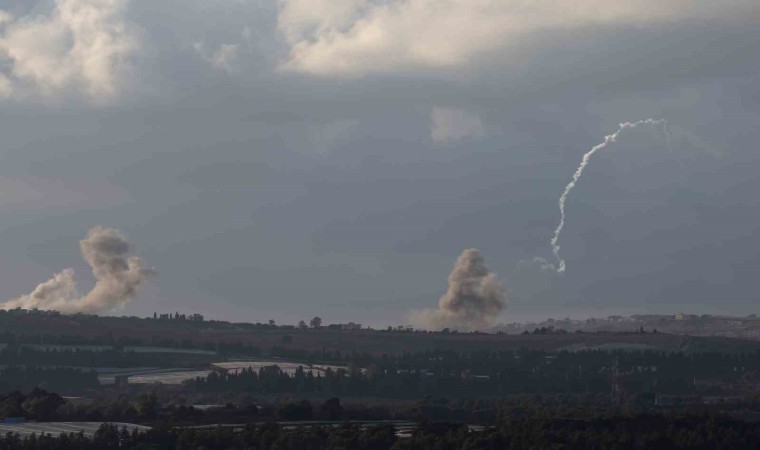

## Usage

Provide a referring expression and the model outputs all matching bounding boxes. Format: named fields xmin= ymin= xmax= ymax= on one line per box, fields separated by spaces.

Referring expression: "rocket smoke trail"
xmin=549 ymin=119 xmax=668 ymax=273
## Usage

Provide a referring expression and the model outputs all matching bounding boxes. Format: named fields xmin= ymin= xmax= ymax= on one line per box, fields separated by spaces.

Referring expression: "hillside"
xmin=2 ymin=311 xmax=760 ymax=356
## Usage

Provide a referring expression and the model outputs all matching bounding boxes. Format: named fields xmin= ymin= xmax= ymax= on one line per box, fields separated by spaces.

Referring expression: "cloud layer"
xmin=0 ymin=0 xmax=139 ymax=102
xmin=278 ymin=0 xmax=760 ymax=77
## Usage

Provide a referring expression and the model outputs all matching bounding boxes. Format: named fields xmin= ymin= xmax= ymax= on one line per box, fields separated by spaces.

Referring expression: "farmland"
xmin=0 ymin=422 xmax=150 ymax=437
xmin=214 ymin=361 xmax=346 ymax=376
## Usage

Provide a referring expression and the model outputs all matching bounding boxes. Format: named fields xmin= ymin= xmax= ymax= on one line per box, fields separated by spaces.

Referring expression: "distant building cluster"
xmin=386 ymin=325 xmax=414 ymax=332
xmin=323 ymin=322 xmax=362 ymax=331
xmin=497 ymin=313 xmax=760 ymax=338
xmin=153 ymin=312 xmax=204 ymax=322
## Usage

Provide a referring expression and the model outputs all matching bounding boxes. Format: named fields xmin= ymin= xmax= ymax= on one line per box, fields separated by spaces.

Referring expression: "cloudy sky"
xmin=0 ymin=0 xmax=758 ymax=326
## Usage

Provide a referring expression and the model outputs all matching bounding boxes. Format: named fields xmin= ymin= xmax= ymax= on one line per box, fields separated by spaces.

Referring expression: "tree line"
xmin=190 ymin=349 xmax=760 ymax=397
xmin=0 ymin=367 xmax=98 ymax=393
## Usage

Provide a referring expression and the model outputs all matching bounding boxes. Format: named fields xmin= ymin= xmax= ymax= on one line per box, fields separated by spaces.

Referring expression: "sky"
xmin=0 ymin=0 xmax=758 ymax=327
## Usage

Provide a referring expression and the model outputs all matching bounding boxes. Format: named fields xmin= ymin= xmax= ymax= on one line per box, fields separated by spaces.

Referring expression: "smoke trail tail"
xmin=549 ymin=119 xmax=668 ymax=273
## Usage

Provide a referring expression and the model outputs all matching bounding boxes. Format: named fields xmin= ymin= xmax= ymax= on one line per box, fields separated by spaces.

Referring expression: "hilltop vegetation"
xmin=3 ymin=310 xmax=760 ymax=358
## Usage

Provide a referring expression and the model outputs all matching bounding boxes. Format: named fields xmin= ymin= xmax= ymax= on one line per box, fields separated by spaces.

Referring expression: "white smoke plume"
xmin=548 ymin=119 xmax=669 ymax=273
xmin=410 ymin=249 xmax=507 ymax=331
xmin=0 ymin=226 xmax=153 ymax=314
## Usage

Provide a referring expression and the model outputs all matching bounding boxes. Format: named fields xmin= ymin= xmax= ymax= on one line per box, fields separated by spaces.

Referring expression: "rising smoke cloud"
xmin=548 ymin=119 xmax=669 ymax=273
xmin=410 ymin=249 xmax=507 ymax=331
xmin=0 ymin=226 xmax=153 ymax=314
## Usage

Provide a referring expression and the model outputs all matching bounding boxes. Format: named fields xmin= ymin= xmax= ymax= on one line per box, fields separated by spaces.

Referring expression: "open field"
xmin=19 ymin=344 xmax=113 ymax=352
xmin=0 ymin=422 xmax=150 ymax=437
xmin=182 ymin=421 xmax=483 ymax=438
xmin=96 ymin=367 xmax=212 ymax=385
xmin=123 ymin=346 xmax=216 ymax=355
xmin=213 ymin=361 xmax=346 ymax=375
xmin=9 ymin=344 xmax=217 ymax=355
xmin=126 ymin=370 xmax=212 ymax=384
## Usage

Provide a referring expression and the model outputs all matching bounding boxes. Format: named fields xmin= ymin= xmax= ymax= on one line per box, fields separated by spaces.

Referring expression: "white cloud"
xmin=278 ymin=0 xmax=760 ymax=77
xmin=195 ymin=41 xmax=241 ymax=74
xmin=0 ymin=0 xmax=139 ymax=103
xmin=277 ymin=0 xmax=366 ymax=44
xmin=195 ymin=25 xmax=259 ymax=74
xmin=430 ymin=107 xmax=484 ymax=144
xmin=211 ymin=44 xmax=240 ymax=73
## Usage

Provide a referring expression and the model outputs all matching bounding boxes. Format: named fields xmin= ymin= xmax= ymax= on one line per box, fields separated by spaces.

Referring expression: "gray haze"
xmin=410 ymin=249 xmax=507 ymax=331
xmin=0 ymin=227 xmax=152 ymax=314
xmin=0 ymin=1 xmax=758 ymax=325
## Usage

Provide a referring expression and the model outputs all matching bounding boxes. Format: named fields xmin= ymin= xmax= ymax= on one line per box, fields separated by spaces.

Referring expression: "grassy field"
xmin=0 ymin=422 xmax=150 ymax=437
xmin=123 ymin=346 xmax=216 ymax=355
xmin=126 ymin=370 xmax=213 ymax=385
xmin=96 ymin=367 xmax=213 ymax=385
xmin=213 ymin=361 xmax=346 ymax=375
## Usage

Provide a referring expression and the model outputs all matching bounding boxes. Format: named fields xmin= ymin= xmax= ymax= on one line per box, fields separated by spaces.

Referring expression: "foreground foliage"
xmin=1 ymin=413 xmax=760 ymax=449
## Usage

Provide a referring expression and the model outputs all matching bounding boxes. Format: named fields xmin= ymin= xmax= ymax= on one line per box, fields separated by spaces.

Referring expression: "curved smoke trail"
xmin=549 ymin=119 xmax=668 ymax=273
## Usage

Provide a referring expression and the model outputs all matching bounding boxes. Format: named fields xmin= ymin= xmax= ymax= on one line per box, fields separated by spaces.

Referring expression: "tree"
xmin=298 ymin=320 xmax=308 ymax=330
xmin=320 ymin=397 xmax=343 ymax=420
xmin=0 ymin=392 xmax=24 ymax=419
xmin=277 ymin=400 xmax=313 ymax=420
xmin=21 ymin=389 xmax=64 ymax=421
xmin=136 ymin=392 xmax=158 ymax=420
xmin=310 ymin=317 xmax=322 ymax=329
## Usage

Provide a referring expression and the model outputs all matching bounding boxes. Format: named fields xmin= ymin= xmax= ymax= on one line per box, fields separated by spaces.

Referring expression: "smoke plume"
xmin=0 ymin=226 xmax=153 ymax=314
xmin=549 ymin=119 xmax=669 ymax=273
xmin=410 ymin=249 xmax=507 ymax=331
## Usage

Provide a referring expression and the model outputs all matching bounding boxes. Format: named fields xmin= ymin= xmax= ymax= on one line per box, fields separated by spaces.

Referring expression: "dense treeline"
xmin=0 ymin=389 xmax=67 ymax=420
xmin=358 ymin=348 xmax=760 ymax=377
xmin=15 ymin=395 xmax=624 ymax=427
xmin=0 ymin=339 xmax=262 ymax=358
xmin=0 ymin=345 xmax=225 ymax=369
xmin=0 ymin=390 xmax=162 ymax=423
xmin=1 ymin=413 xmax=760 ymax=449
xmin=0 ymin=367 xmax=99 ymax=392
xmin=3 ymin=344 xmax=760 ymax=398
xmin=191 ymin=349 xmax=760 ymax=397
xmin=0 ymin=388 xmax=623 ymax=427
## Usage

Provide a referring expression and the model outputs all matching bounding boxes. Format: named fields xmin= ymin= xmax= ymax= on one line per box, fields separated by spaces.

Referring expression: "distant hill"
xmin=2 ymin=310 xmax=760 ymax=357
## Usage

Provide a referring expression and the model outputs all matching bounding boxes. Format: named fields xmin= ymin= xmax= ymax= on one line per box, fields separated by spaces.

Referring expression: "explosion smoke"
xmin=549 ymin=119 xmax=668 ymax=273
xmin=410 ymin=249 xmax=507 ymax=331
xmin=0 ymin=226 xmax=153 ymax=314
